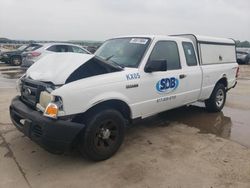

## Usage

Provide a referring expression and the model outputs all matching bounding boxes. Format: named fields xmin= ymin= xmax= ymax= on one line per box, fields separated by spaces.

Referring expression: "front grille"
xmin=20 ymin=78 xmax=53 ymax=109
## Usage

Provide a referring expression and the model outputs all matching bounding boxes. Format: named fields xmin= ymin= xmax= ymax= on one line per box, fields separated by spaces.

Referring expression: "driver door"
xmin=138 ymin=40 xmax=188 ymax=118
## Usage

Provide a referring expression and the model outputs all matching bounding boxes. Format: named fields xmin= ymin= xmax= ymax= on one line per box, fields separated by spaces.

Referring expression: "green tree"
xmin=236 ymin=40 xmax=250 ymax=48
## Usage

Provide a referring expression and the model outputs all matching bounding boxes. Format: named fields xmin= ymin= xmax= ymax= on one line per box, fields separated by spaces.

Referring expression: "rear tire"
xmin=237 ymin=59 xmax=243 ymax=64
xmin=79 ymin=109 xmax=125 ymax=161
xmin=205 ymin=83 xmax=226 ymax=112
xmin=10 ymin=56 xmax=22 ymax=66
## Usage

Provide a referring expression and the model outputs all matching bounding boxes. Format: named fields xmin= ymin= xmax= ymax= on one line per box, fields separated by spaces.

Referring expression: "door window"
xmin=47 ymin=45 xmax=57 ymax=52
xmin=148 ymin=41 xmax=181 ymax=70
xmin=56 ymin=45 xmax=69 ymax=52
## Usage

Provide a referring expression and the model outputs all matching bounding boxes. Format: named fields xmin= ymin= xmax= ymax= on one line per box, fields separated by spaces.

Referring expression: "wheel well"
xmin=73 ymin=99 xmax=132 ymax=123
xmin=216 ymin=77 xmax=228 ymax=89
xmin=71 ymin=99 xmax=132 ymax=148
xmin=205 ymin=77 xmax=228 ymax=103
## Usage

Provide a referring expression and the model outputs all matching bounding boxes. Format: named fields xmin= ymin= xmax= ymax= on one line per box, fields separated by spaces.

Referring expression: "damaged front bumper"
xmin=9 ymin=96 xmax=85 ymax=153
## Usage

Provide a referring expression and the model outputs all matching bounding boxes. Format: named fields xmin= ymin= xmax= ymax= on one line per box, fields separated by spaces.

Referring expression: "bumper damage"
xmin=9 ymin=96 xmax=85 ymax=153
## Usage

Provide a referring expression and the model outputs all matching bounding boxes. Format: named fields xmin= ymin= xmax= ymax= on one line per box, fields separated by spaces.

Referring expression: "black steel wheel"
xmin=94 ymin=119 xmax=119 ymax=152
xmin=79 ymin=109 xmax=125 ymax=161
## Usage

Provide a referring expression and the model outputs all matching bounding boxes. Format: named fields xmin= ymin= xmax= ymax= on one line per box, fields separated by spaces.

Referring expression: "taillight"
xmin=236 ymin=67 xmax=239 ymax=78
xmin=27 ymin=51 xmax=41 ymax=57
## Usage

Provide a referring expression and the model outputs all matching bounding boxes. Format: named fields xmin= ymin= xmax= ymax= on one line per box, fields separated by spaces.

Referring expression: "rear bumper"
xmin=9 ymin=96 xmax=85 ymax=153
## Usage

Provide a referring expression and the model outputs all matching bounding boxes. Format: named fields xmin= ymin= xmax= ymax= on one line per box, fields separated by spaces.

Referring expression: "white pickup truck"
xmin=10 ymin=34 xmax=239 ymax=161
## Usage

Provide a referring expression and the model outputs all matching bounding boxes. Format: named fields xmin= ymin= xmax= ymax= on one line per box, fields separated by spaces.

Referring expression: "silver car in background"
xmin=236 ymin=48 xmax=250 ymax=64
xmin=21 ymin=43 xmax=90 ymax=68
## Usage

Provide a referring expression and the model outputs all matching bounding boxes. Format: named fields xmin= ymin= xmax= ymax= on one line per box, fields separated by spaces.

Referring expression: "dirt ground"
xmin=0 ymin=64 xmax=250 ymax=188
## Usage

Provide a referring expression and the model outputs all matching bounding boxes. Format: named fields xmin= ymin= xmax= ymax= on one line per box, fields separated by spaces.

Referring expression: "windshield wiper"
xmin=95 ymin=55 xmax=124 ymax=70
xmin=105 ymin=55 xmax=124 ymax=69
xmin=110 ymin=59 xmax=125 ymax=69
xmin=105 ymin=55 xmax=114 ymax=61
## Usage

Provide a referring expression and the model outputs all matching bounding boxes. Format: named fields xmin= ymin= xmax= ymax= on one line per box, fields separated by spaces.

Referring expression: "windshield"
xmin=95 ymin=37 xmax=151 ymax=68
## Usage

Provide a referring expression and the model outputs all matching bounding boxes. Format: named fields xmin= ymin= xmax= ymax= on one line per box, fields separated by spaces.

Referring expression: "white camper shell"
xmin=172 ymin=34 xmax=236 ymax=65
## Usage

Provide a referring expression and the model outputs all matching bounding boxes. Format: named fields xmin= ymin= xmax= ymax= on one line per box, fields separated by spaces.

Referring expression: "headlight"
xmin=37 ymin=91 xmax=64 ymax=119
xmin=38 ymin=91 xmax=55 ymax=110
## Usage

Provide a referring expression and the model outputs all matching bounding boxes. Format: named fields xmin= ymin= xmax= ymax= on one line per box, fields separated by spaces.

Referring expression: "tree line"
xmin=235 ymin=40 xmax=250 ymax=48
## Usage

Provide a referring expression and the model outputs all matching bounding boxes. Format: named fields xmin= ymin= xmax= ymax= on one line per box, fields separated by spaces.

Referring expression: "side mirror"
xmin=144 ymin=60 xmax=167 ymax=73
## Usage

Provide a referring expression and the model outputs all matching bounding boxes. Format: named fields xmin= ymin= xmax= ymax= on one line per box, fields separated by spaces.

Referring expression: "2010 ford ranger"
xmin=10 ymin=34 xmax=239 ymax=161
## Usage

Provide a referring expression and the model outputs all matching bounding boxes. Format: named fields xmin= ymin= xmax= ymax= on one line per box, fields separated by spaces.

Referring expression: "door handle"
xmin=179 ymin=74 xmax=187 ymax=79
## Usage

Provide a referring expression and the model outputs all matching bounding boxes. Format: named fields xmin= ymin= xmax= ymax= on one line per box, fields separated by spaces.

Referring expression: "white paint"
xmin=26 ymin=53 xmax=94 ymax=85
xmin=200 ymin=44 xmax=236 ymax=65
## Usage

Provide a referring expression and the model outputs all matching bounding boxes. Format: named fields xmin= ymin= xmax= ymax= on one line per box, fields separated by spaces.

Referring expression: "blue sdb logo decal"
xmin=156 ymin=77 xmax=179 ymax=93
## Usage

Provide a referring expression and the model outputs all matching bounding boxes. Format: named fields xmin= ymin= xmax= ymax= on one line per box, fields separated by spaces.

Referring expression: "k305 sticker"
xmin=126 ymin=73 xmax=140 ymax=80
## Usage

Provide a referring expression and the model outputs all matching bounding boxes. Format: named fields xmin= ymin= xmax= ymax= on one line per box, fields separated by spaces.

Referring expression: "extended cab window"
xmin=149 ymin=41 xmax=181 ymax=70
xmin=182 ymin=42 xmax=197 ymax=66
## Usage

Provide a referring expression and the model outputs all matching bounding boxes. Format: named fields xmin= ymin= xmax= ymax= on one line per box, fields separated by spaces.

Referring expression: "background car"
xmin=236 ymin=48 xmax=250 ymax=64
xmin=21 ymin=43 xmax=90 ymax=68
xmin=86 ymin=46 xmax=99 ymax=53
xmin=0 ymin=44 xmax=41 ymax=66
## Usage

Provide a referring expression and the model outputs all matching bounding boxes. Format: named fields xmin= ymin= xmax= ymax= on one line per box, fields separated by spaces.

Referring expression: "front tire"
xmin=10 ymin=56 xmax=22 ymax=66
xmin=79 ymin=109 xmax=125 ymax=161
xmin=205 ymin=83 xmax=226 ymax=112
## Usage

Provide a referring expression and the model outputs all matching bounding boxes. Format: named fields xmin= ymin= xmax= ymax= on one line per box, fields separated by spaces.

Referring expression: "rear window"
xmin=47 ymin=45 xmax=70 ymax=52
xmin=182 ymin=42 xmax=197 ymax=66
xmin=24 ymin=44 xmax=42 ymax=51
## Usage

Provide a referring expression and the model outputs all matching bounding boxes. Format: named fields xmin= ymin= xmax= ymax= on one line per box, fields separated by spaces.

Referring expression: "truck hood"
xmin=26 ymin=53 xmax=94 ymax=85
